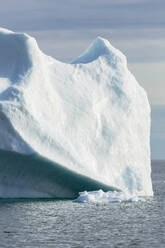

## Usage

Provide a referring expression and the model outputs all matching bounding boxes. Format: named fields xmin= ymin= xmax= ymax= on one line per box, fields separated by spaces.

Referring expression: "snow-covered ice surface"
xmin=0 ymin=28 xmax=153 ymax=198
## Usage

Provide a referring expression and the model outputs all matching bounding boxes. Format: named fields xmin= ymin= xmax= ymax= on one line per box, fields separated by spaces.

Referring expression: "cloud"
xmin=0 ymin=0 xmax=165 ymax=31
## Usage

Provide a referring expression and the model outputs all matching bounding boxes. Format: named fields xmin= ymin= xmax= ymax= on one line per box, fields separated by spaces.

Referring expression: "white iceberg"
xmin=0 ymin=28 xmax=153 ymax=198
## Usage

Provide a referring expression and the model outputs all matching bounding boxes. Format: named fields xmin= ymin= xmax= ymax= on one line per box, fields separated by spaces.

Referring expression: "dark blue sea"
xmin=0 ymin=161 xmax=164 ymax=248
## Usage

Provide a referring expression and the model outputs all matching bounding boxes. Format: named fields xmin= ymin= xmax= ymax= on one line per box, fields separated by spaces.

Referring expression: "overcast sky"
xmin=0 ymin=0 xmax=164 ymax=159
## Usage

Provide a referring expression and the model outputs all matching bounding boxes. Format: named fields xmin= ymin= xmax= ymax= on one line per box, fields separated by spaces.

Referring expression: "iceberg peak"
xmin=72 ymin=36 xmax=126 ymax=65
xmin=92 ymin=36 xmax=115 ymax=52
xmin=0 ymin=29 xmax=40 ymax=84
xmin=0 ymin=27 xmax=14 ymax=34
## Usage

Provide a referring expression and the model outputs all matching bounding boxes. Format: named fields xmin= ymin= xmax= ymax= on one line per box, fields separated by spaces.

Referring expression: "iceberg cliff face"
xmin=0 ymin=28 xmax=153 ymax=197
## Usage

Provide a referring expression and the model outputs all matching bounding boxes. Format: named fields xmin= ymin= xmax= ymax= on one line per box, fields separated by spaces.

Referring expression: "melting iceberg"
xmin=0 ymin=28 xmax=153 ymax=198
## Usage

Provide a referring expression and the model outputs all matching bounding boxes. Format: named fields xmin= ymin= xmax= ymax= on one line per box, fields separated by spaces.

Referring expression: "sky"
xmin=0 ymin=0 xmax=164 ymax=159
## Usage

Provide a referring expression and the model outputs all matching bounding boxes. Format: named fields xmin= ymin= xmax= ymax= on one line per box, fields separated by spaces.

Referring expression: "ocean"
xmin=0 ymin=161 xmax=164 ymax=248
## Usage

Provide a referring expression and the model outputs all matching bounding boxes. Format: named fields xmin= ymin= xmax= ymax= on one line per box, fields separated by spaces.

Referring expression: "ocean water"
xmin=0 ymin=161 xmax=164 ymax=248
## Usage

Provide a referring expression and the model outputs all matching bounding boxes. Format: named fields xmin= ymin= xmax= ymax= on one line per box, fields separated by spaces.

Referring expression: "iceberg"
xmin=0 ymin=28 xmax=153 ymax=198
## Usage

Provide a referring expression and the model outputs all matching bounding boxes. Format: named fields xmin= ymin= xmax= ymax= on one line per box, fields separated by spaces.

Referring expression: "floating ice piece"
xmin=74 ymin=190 xmax=146 ymax=203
